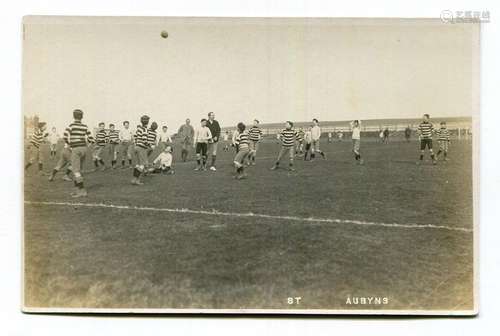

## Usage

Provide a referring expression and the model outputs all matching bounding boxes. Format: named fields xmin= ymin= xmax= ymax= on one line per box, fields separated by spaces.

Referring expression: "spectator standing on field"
xmin=178 ymin=118 xmax=195 ymax=162
xmin=206 ymin=112 xmax=221 ymax=171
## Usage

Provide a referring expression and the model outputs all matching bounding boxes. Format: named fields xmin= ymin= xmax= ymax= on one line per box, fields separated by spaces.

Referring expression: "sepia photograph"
xmin=22 ymin=16 xmax=478 ymax=314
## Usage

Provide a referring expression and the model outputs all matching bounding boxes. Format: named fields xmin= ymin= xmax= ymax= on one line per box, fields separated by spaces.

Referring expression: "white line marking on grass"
xmin=25 ymin=201 xmax=473 ymax=233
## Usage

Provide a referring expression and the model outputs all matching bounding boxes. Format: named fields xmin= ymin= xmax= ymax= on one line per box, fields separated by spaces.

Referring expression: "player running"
xmin=270 ymin=121 xmax=297 ymax=171
xmin=248 ymin=119 xmax=263 ymax=165
xmin=25 ymin=122 xmax=49 ymax=173
xmin=63 ymin=109 xmax=95 ymax=197
xmin=233 ymin=122 xmax=250 ymax=179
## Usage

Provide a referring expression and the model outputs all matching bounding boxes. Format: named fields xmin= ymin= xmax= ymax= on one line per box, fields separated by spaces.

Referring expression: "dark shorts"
xmin=420 ymin=138 xmax=433 ymax=150
xmin=196 ymin=142 xmax=208 ymax=156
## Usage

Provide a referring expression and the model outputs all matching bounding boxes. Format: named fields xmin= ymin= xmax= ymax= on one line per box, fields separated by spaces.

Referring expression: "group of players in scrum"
xmin=25 ymin=110 xmax=451 ymax=198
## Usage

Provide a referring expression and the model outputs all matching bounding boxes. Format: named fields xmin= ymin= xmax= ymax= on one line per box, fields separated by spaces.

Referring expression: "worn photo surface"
xmin=22 ymin=16 xmax=478 ymax=314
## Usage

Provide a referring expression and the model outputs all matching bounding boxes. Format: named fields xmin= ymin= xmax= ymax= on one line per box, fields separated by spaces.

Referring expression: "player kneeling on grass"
xmin=48 ymin=143 xmax=73 ymax=182
xmin=193 ymin=118 xmax=213 ymax=171
xmin=25 ymin=122 xmax=49 ymax=173
xmin=350 ymin=120 xmax=364 ymax=165
xmin=435 ymin=121 xmax=451 ymax=161
xmin=233 ymin=122 xmax=250 ymax=179
xmin=150 ymin=145 xmax=175 ymax=174
xmin=131 ymin=115 xmax=150 ymax=185
xmin=417 ymin=114 xmax=437 ymax=165
xmin=271 ymin=121 xmax=296 ymax=171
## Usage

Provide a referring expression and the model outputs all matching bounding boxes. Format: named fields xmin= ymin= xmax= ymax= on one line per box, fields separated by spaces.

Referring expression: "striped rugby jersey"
xmin=296 ymin=130 xmax=305 ymax=142
xmin=95 ymin=129 xmax=109 ymax=147
xmin=280 ymin=128 xmax=297 ymax=147
xmin=418 ymin=121 xmax=434 ymax=139
xmin=147 ymin=128 xmax=158 ymax=147
xmin=248 ymin=126 xmax=262 ymax=142
xmin=108 ymin=130 xmax=120 ymax=144
xmin=437 ymin=128 xmax=450 ymax=141
xmin=235 ymin=131 xmax=250 ymax=149
xmin=64 ymin=121 xmax=94 ymax=148
xmin=30 ymin=130 xmax=49 ymax=148
xmin=135 ymin=125 xmax=149 ymax=149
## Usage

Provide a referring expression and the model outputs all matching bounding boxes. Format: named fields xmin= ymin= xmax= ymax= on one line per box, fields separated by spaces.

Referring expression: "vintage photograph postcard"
xmin=22 ymin=16 xmax=479 ymax=314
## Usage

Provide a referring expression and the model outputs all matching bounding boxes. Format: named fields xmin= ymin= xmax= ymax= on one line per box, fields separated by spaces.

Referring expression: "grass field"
xmin=23 ymin=137 xmax=474 ymax=311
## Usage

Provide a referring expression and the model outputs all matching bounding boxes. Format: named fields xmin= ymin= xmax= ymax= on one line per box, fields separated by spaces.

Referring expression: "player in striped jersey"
xmin=295 ymin=127 xmax=305 ymax=155
xmin=435 ymin=121 xmax=451 ymax=161
xmin=64 ymin=109 xmax=95 ymax=197
xmin=25 ymin=122 xmax=49 ymax=172
xmin=417 ymin=114 xmax=437 ymax=165
xmin=93 ymin=122 xmax=108 ymax=171
xmin=233 ymin=122 xmax=250 ymax=179
xmin=271 ymin=121 xmax=297 ymax=171
xmin=107 ymin=123 xmax=120 ymax=169
xmin=146 ymin=122 xmax=159 ymax=164
xmin=247 ymin=119 xmax=263 ymax=166
xmin=131 ymin=115 xmax=150 ymax=185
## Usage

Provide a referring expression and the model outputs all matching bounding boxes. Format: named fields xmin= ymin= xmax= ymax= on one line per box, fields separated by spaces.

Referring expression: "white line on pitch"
xmin=24 ymin=200 xmax=473 ymax=233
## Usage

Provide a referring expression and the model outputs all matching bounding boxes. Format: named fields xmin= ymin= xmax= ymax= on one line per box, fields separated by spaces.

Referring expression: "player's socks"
xmin=99 ymin=159 xmax=105 ymax=166
xmin=132 ymin=168 xmax=141 ymax=177
xmin=128 ymin=159 xmax=132 ymax=166
xmin=111 ymin=160 xmax=116 ymax=167
xmin=431 ymin=154 xmax=435 ymax=160
xmin=48 ymin=169 xmax=57 ymax=181
xmin=38 ymin=163 xmax=43 ymax=171
xmin=436 ymin=150 xmax=442 ymax=157
xmin=211 ymin=155 xmax=216 ymax=167
xmin=94 ymin=159 xmax=99 ymax=167
xmin=122 ymin=160 xmax=125 ymax=167
xmin=444 ymin=152 xmax=447 ymax=158
xmin=320 ymin=151 xmax=326 ymax=159
xmin=419 ymin=154 xmax=424 ymax=160
xmin=25 ymin=162 xmax=32 ymax=170
xmin=311 ymin=153 xmax=315 ymax=159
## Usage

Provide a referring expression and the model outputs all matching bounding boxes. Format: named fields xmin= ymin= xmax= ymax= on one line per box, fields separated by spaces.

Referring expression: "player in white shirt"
xmin=193 ymin=118 xmax=213 ymax=171
xmin=48 ymin=127 xmax=60 ymax=158
xmin=119 ymin=120 xmax=135 ymax=168
xmin=223 ymin=131 xmax=230 ymax=152
xmin=150 ymin=145 xmax=174 ymax=174
xmin=158 ymin=125 xmax=172 ymax=148
xmin=350 ymin=120 xmax=363 ymax=165
xmin=310 ymin=119 xmax=326 ymax=160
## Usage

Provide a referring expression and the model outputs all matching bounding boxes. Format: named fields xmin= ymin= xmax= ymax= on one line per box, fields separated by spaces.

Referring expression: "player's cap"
xmin=73 ymin=109 xmax=84 ymax=119
xmin=38 ymin=122 xmax=46 ymax=128
xmin=140 ymin=115 xmax=150 ymax=123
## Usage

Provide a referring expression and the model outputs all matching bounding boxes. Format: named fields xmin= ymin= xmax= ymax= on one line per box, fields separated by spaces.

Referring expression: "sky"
xmin=22 ymin=17 xmax=478 ymax=131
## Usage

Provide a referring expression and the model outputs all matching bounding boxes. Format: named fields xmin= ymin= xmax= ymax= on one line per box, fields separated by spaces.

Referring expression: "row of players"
xmin=25 ymin=110 xmax=451 ymax=197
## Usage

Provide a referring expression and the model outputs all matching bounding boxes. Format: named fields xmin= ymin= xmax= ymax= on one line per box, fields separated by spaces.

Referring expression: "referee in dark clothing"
xmin=206 ymin=112 xmax=221 ymax=171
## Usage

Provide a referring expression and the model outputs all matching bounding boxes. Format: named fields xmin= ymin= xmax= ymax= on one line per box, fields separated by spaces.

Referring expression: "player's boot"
xmin=210 ymin=166 xmax=217 ymax=171
xmin=270 ymin=165 xmax=278 ymax=170
xmin=72 ymin=189 xmax=88 ymax=198
xmin=62 ymin=175 xmax=72 ymax=181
